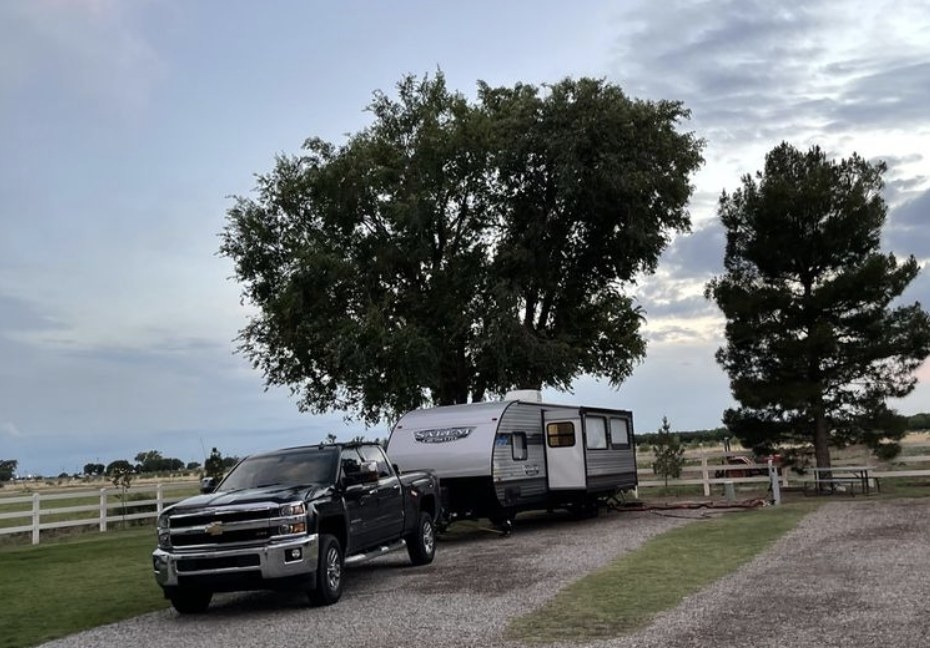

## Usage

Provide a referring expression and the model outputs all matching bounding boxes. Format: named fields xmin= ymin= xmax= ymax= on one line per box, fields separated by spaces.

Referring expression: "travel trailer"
xmin=386 ymin=391 xmax=637 ymax=531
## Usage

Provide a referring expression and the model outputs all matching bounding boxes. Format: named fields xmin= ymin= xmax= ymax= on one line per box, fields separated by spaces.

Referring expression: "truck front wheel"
xmin=168 ymin=588 xmax=212 ymax=614
xmin=309 ymin=534 xmax=343 ymax=606
xmin=405 ymin=511 xmax=436 ymax=566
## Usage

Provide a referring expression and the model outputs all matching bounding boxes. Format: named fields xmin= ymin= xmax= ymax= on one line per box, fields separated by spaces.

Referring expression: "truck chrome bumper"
xmin=153 ymin=533 xmax=319 ymax=588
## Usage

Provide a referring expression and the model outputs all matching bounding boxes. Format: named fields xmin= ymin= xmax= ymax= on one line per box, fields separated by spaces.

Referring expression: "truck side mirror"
xmin=343 ymin=460 xmax=379 ymax=486
xmin=359 ymin=460 xmax=380 ymax=482
xmin=200 ymin=477 xmax=217 ymax=494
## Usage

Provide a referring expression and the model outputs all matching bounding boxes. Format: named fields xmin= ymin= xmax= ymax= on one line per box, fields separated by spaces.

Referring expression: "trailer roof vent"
xmin=503 ymin=389 xmax=543 ymax=403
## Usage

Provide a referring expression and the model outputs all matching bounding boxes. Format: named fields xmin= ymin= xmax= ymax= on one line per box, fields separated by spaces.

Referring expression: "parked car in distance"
xmin=153 ymin=442 xmax=439 ymax=613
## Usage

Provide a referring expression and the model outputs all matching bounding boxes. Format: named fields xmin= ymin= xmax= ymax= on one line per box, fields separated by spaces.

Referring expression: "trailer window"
xmin=546 ymin=422 xmax=575 ymax=447
xmin=512 ymin=432 xmax=528 ymax=460
xmin=585 ymin=416 xmax=608 ymax=450
xmin=610 ymin=417 xmax=631 ymax=448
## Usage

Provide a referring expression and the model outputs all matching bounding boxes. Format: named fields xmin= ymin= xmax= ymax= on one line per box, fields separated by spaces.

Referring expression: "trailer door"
xmin=543 ymin=413 xmax=586 ymax=490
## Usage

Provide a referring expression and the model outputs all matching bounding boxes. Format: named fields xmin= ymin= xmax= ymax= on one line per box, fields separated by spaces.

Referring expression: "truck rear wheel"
xmin=309 ymin=533 xmax=343 ymax=606
xmin=168 ymin=588 xmax=212 ymax=614
xmin=405 ymin=511 xmax=436 ymax=566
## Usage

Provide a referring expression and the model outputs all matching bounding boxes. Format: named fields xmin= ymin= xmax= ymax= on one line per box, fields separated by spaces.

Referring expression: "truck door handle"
xmin=392 ymin=484 xmax=400 ymax=491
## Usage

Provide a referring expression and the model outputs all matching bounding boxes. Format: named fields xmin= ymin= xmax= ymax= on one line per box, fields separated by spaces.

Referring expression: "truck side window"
xmin=609 ymin=417 xmax=631 ymax=449
xmin=340 ymin=449 xmax=364 ymax=480
xmin=546 ymin=422 xmax=575 ymax=447
xmin=358 ymin=445 xmax=391 ymax=478
xmin=585 ymin=416 xmax=608 ymax=450
xmin=512 ymin=432 xmax=528 ymax=461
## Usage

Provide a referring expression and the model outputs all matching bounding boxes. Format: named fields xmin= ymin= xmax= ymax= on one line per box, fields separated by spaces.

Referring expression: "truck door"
xmin=339 ymin=448 xmax=378 ymax=551
xmin=358 ymin=445 xmax=405 ymax=542
xmin=543 ymin=413 xmax=586 ymax=490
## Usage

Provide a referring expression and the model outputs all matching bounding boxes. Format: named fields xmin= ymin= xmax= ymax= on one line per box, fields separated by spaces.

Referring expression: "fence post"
xmin=99 ymin=488 xmax=108 ymax=532
xmin=32 ymin=493 xmax=41 ymax=545
xmin=156 ymin=483 xmax=163 ymax=515
xmin=701 ymin=455 xmax=710 ymax=497
xmin=769 ymin=459 xmax=781 ymax=506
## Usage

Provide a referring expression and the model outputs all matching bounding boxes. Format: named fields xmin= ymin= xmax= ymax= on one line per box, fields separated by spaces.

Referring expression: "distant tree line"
xmin=635 ymin=428 xmax=730 ymax=448
xmin=635 ymin=413 xmax=930 ymax=449
xmin=906 ymin=413 xmax=930 ymax=431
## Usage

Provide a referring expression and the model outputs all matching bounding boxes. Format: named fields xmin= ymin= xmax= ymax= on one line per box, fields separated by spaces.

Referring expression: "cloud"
xmin=609 ymin=0 xmax=930 ymax=179
xmin=1 ymin=422 xmax=23 ymax=438
xmin=0 ymin=294 xmax=64 ymax=333
xmin=886 ymin=188 xmax=930 ymax=259
xmin=0 ymin=0 xmax=164 ymax=115
xmin=663 ymin=220 xmax=726 ymax=279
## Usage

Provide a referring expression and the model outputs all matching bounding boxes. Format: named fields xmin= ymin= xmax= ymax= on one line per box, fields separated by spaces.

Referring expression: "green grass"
xmin=0 ymin=528 xmax=168 ymax=648
xmin=506 ymin=502 xmax=818 ymax=644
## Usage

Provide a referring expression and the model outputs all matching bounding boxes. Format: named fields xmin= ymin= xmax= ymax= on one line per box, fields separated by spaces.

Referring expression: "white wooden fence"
xmin=635 ymin=452 xmax=930 ymax=496
xmin=636 ymin=454 xmax=782 ymax=496
xmin=3 ymin=455 xmax=929 ymax=545
xmin=0 ymin=481 xmax=197 ymax=545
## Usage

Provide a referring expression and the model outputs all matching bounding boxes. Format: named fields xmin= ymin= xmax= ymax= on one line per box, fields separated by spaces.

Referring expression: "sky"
xmin=1 ymin=0 xmax=929 ymax=476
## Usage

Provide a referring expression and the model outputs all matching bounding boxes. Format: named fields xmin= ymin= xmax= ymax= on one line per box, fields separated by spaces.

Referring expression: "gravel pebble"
xmin=38 ymin=499 xmax=930 ymax=648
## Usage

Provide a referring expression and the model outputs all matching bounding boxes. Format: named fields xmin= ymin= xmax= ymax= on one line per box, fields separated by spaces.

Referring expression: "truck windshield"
xmin=218 ymin=447 xmax=339 ymax=491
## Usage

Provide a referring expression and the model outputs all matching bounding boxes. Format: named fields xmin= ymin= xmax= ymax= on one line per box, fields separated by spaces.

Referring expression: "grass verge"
xmin=0 ymin=528 xmax=167 ymax=648
xmin=506 ymin=502 xmax=818 ymax=644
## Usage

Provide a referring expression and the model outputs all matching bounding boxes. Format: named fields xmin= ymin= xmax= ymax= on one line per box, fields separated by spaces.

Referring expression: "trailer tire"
xmin=168 ymin=588 xmax=212 ymax=614
xmin=405 ymin=511 xmax=436 ymax=566
xmin=309 ymin=533 xmax=344 ymax=606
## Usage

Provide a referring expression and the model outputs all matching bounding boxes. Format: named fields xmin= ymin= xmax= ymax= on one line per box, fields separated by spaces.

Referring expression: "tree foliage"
xmin=221 ymin=72 xmax=703 ymax=424
xmin=83 ymin=462 xmax=105 ymax=476
xmin=651 ymin=416 xmax=685 ymax=487
xmin=203 ymin=448 xmax=238 ymax=480
xmin=0 ymin=459 xmax=17 ymax=482
xmin=105 ymin=460 xmax=132 ymax=476
xmin=706 ymin=143 xmax=930 ymax=467
xmin=133 ymin=450 xmax=184 ymax=473
xmin=204 ymin=448 xmax=225 ymax=481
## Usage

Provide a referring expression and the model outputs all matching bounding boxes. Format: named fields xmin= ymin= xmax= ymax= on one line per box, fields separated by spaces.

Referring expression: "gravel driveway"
xmin=38 ymin=499 xmax=930 ymax=648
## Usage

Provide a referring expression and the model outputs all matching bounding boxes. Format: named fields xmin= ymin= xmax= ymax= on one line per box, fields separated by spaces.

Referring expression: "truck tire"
xmin=309 ymin=533 xmax=343 ymax=606
xmin=405 ymin=511 xmax=436 ymax=566
xmin=168 ymin=588 xmax=212 ymax=614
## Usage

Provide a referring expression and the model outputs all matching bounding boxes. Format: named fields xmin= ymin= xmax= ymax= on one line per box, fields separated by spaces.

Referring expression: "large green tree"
xmin=706 ymin=143 xmax=930 ymax=468
xmin=221 ymin=73 xmax=703 ymax=424
xmin=0 ymin=459 xmax=17 ymax=482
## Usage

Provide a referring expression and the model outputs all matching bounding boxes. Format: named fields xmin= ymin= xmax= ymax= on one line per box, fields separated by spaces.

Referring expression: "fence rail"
xmin=635 ymin=452 xmax=930 ymax=496
xmin=0 ymin=481 xmax=198 ymax=545
xmin=3 ymin=456 xmax=929 ymax=545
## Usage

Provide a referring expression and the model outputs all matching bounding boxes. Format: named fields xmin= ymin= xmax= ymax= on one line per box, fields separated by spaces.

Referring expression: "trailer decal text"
xmin=413 ymin=427 xmax=474 ymax=443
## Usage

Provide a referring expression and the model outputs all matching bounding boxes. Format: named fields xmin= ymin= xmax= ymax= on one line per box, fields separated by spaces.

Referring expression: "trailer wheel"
xmin=405 ymin=511 xmax=436 ymax=565
xmin=309 ymin=533 xmax=344 ymax=606
xmin=168 ymin=588 xmax=212 ymax=614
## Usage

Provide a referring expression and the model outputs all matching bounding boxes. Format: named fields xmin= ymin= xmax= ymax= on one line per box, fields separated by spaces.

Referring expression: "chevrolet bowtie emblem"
xmin=205 ymin=521 xmax=224 ymax=536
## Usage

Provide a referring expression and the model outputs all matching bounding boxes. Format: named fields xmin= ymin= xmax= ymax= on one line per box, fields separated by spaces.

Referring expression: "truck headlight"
xmin=278 ymin=521 xmax=307 ymax=535
xmin=279 ymin=502 xmax=306 ymax=517
xmin=156 ymin=514 xmax=170 ymax=548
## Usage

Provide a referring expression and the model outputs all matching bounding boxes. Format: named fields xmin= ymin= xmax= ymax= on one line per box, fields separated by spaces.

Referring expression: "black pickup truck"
xmin=153 ymin=442 xmax=439 ymax=613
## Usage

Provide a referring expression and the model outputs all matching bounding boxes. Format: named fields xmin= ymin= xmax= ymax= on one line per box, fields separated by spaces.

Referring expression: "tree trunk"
xmin=813 ymin=410 xmax=831 ymax=493
xmin=813 ymin=411 xmax=831 ymax=469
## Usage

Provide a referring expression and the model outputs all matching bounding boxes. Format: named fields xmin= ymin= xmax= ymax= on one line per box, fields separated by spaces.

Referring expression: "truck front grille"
xmin=177 ymin=554 xmax=261 ymax=572
xmin=167 ymin=505 xmax=278 ymax=548
xmin=172 ymin=527 xmax=274 ymax=546
xmin=168 ymin=507 xmax=273 ymax=528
